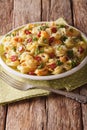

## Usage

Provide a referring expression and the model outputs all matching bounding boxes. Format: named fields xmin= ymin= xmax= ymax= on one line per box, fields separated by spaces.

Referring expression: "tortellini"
xmin=38 ymin=53 xmax=49 ymax=62
xmin=2 ymin=20 xmax=87 ymax=76
xmin=52 ymin=66 xmax=63 ymax=74
xmin=55 ymin=45 xmax=67 ymax=57
xmin=26 ymin=42 xmax=38 ymax=54
xmin=6 ymin=60 xmax=20 ymax=67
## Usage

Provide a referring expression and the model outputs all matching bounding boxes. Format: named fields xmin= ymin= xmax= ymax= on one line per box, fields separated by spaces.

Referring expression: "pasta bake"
xmin=1 ymin=20 xmax=87 ymax=76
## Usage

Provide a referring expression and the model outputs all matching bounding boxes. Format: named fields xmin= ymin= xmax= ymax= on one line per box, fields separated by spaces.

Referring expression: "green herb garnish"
xmin=71 ymin=60 xmax=78 ymax=68
xmin=6 ymin=33 xmax=16 ymax=37
xmin=35 ymin=48 xmax=40 ymax=55
xmin=69 ymin=28 xmax=74 ymax=32
xmin=33 ymin=37 xmax=38 ymax=41
xmin=38 ymin=25 xmax=49 ymax=31
xmin=38 ymin=63 xmax=44 ymax=69
xmin=67 ymin=50 xmax=74 ymax=58
xmin=12 ymin=47 xmax=16 ymax=51
xmin=43 ymin=38 xmax=48 ymax=44
xmin=6 ymin=33 xmax=11 ymax=37
xmin=11 ymin=33 xmax=16 ymax=37
xmin=39 ymin=48 xmax=44 ymax=53
xmin=56 ymin=60 xmax=63 ymax=66
xmin=60 ymin=35 xmax=68 ymax=42
xmin=57 ymin=45 xmax=61 ymax=50
xmin=57 ymin=24 xmax=66 ymax=28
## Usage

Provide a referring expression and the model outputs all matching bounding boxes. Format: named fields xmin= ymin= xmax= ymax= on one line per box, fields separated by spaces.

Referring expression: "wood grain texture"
xmin=81 ymin=85 xmax=87 ymax=130
xmin=42 ymin=0 xmax=50 ymax=21
xmin=72 ymin=0 xmax=87 ymax=129
xmin=0 ymin=0 xmax=14 ymax=130
xmin=0 ymin=106 xmax=7 ymax=130
xmin=46 ymin=95 xmax=82 ymax=130
xmin=50 ymin=0 xmax=72 ymax=24
xmin=13 ymin=0 xmax=41 ymax=28
xmin=73 ymin=0 xmax=87 ymax=35
xmin=0 ymin=0 xmax=13 ymax=34
xmin=6 ymin=98 xmax=46 ymax=130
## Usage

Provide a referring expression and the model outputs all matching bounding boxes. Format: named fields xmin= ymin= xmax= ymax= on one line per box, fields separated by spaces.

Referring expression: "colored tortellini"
xmin=1 ymin=20 xmax=87 ymax=76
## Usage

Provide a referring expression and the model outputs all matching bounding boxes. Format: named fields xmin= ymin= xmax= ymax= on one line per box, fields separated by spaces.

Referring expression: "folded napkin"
xmin=0 ymin=64 xmax=87 ymax=105
xmin=0 ymin=65 xmax=50 ymax=105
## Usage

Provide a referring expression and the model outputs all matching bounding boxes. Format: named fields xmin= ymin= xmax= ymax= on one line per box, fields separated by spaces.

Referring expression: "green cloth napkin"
xmin=0 ymin=64 xmax=87 ymax=105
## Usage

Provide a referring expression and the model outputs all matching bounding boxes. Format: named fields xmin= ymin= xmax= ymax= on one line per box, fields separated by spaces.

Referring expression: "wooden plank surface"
xmin=0 ymin=0 xmax=87 ymax=130
xmin=0 ymin=0 xmax=13 ymax=34
xmin=6 ymin=98 xmax=47 ymax=130
xmin=0 ymin=106 xmax=7 ymax=130
xmin=73 ymin=0 xmax=87 ymax=35
xmin=50 ymin=0 xmax=72 ymax=24
xmin=13 ymin=0 xmax=41 ymax=28
xmin=46 ymin=95 xmax=82 ymax=130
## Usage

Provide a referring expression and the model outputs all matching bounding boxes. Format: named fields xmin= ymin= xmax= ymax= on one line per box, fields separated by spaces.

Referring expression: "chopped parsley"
xmin=38 ymin=25 xmax=49 ymax=31
xmin=38 ymin=63 xmax=44 ymax=69
xmin=57 ymin=24 xmax=66 ymax=28
xmin=71 ymin=60 xmax=78 ymax=68
xmin=57 ymin=45 xmax=62 ymax=50
xmin=35 ymin=48 xmax=40 ymax=55
xmin=56 ymin=60 xmax=63 ymax=66
xmin=6 ymin=33 xmax=11 ymax=37
xmin=11 ymin=33 xmax=16 ymax=37
xmin=33 ymin=37 xmax=38 ymax=41
xmin=12 ymin=47 xmax=16 ymax=51
xmin=39 ymin=48 xmax=44 ymax=53
xmin=69 ymin=28 xmax=74 ymax=32
xmin=67 ymin=50 xmax=74 ymax=58
xmin=60 ymin=35 xmax=68 ymax=42
xmin=43 ymin=38 xmax=48 ymax=44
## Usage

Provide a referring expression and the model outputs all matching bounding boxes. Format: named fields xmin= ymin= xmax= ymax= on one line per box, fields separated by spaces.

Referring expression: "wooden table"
xmin=0 ymin=0 xmax=87 ymax=130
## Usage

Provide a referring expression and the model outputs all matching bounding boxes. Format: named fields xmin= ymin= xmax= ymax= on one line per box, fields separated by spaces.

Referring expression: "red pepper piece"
xmin=34 ymin=56 xmax=42 ymax=62
xmin=28 ymin=71 xmax=35 ymax=75
xmin=49 ymin=37 xmax=55 ymax=44
xmin=11 ymin=55 xmax=18 ymax=62
xmin=51 ymin=27 xmax=57 ymax=33
xmin=27 ymin=38 xmax=32 ymax=43
xmin=24 ymin=30 xmax=31 ymax=35
xmin=78 ymin=47 xmax=84 ymax=54
xmin=49 ymin=53 xmax=55 ymax=58
xmin=38 ymin=31 xmax=41 ymax=37
xmin=48 ymin=63 xmax=56 ymax=70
